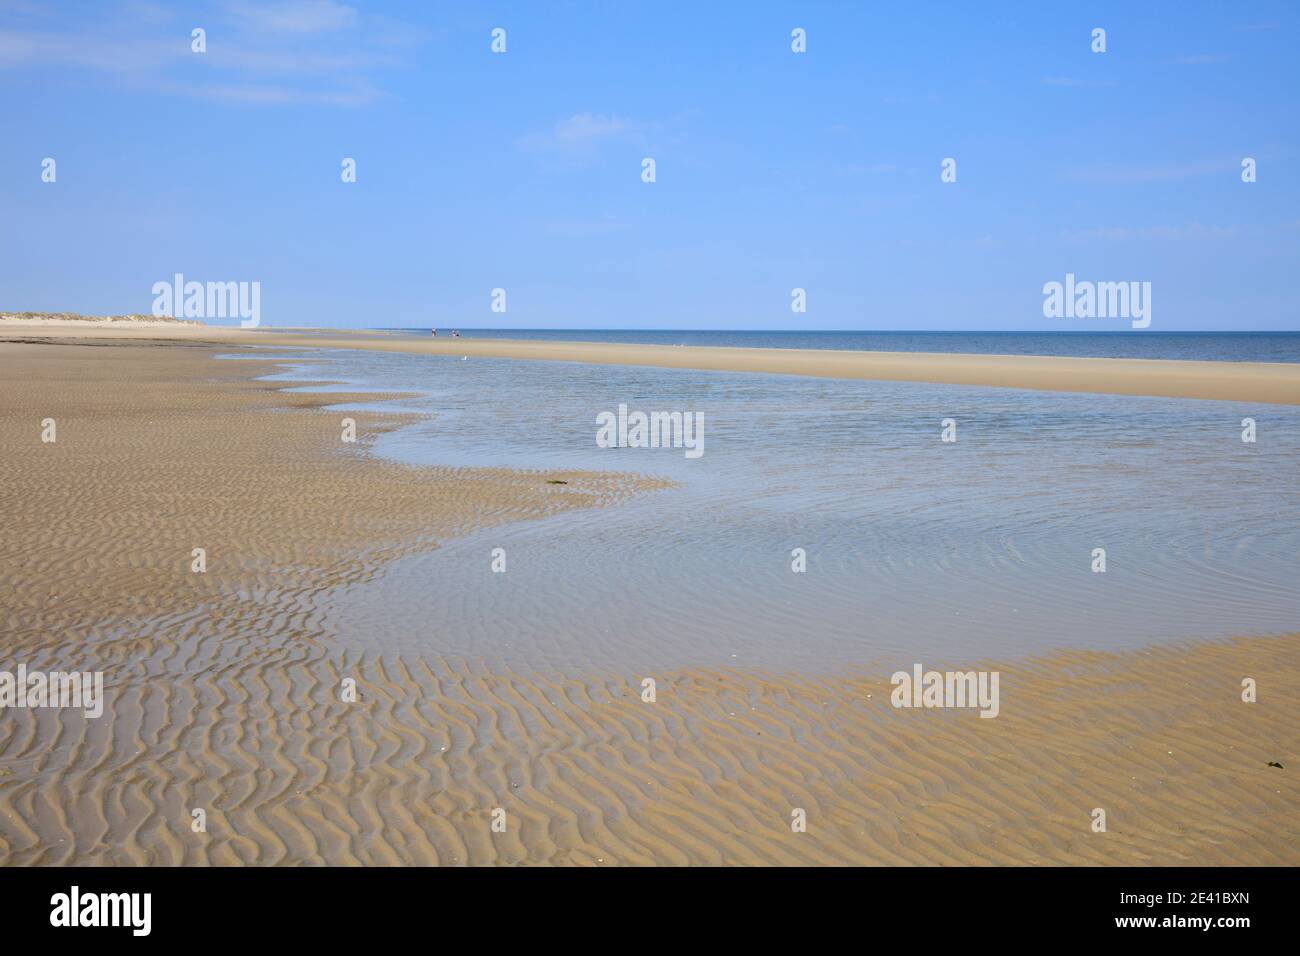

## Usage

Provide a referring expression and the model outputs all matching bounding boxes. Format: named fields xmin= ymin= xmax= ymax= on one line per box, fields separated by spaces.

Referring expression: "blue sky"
xmin=2 ymin=0 xmax=1297 ymax=330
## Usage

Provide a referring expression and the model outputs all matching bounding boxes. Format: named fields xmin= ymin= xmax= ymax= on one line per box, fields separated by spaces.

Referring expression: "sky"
xmin=2 ymin=0 xmax=1297 ymax=330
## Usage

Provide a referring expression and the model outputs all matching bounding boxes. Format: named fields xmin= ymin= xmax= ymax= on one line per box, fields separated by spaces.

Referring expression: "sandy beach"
xmin=1 ymin=334 xmax=1295 ymax=865
xmin=4 ymin=322 xmax=1299 ymax=405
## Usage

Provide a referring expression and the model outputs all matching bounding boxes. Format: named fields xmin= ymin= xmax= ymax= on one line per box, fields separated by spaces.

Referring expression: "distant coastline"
xmin=377 ymin=327 xmax=1300 ymax=364
xmin=3 ymin=322 xmax=1299 ymax=404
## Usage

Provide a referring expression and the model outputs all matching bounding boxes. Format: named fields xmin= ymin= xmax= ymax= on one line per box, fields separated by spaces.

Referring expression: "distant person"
xmin=431 ymin=328 xmax=437 ymax=337
xmin=452 ymin=329 xmax=460 ymax=338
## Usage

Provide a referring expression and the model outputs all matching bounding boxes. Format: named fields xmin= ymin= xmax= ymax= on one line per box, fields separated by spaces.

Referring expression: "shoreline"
xmin=4 ymin=323 xmax=1299 ymax=404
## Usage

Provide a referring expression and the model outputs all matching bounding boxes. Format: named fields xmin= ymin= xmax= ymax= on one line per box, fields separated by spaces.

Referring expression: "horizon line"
xmin=366 ymin=327 xmax=1300 ymax=335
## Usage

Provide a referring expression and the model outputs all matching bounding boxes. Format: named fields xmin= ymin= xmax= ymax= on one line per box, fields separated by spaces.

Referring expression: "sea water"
xmin=238 ymin=334 xmax=1300 ymax=674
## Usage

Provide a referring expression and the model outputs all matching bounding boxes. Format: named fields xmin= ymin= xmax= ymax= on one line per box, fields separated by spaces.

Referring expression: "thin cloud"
xmin=204 ymin=46 xmax=399 ymax=74
xmin=518 ymin=112 xmax=647 ymax=157
xmin=0 ymin=1 xmax=402 ymax=105
xmin=223 ymin=0 xmax=358 ymax=33
xmin=552 ymin=112 xmax=634 ymax=145
xmin=170 ymin=78 xmax=379 ymax=106
xmin=0 ymin=28 xmax=180 ymax=71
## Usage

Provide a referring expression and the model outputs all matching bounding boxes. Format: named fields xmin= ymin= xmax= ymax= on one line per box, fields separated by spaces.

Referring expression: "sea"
xmin=226 ymin=330 xmax=1300 ymax=675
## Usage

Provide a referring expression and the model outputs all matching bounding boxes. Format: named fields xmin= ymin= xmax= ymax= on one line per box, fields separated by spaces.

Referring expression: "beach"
xmin=1 ymin=331 xmax=1295 ymax=865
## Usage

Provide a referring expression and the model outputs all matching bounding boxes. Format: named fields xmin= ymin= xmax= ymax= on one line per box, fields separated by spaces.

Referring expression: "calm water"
xmin=380 ymin=329 xmax=1300 ymax=364
xmin=236 ymin=341 xmax=1300 ymax=675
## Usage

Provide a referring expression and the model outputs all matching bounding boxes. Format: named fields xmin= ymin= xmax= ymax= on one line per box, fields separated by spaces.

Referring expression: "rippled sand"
xmin=0 ymin=339 xmax=1295 ymax=865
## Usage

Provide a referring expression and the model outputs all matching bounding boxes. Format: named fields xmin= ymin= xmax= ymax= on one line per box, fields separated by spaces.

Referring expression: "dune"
xmin=0 ymin=316 xmax=200 ymax=330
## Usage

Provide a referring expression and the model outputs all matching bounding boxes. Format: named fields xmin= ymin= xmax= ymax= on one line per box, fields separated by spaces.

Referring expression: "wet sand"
xmin=0 ymin=338 xmax=1295 ymax=865
xmin=4 ymin=322 xmax=1299 ymax=405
